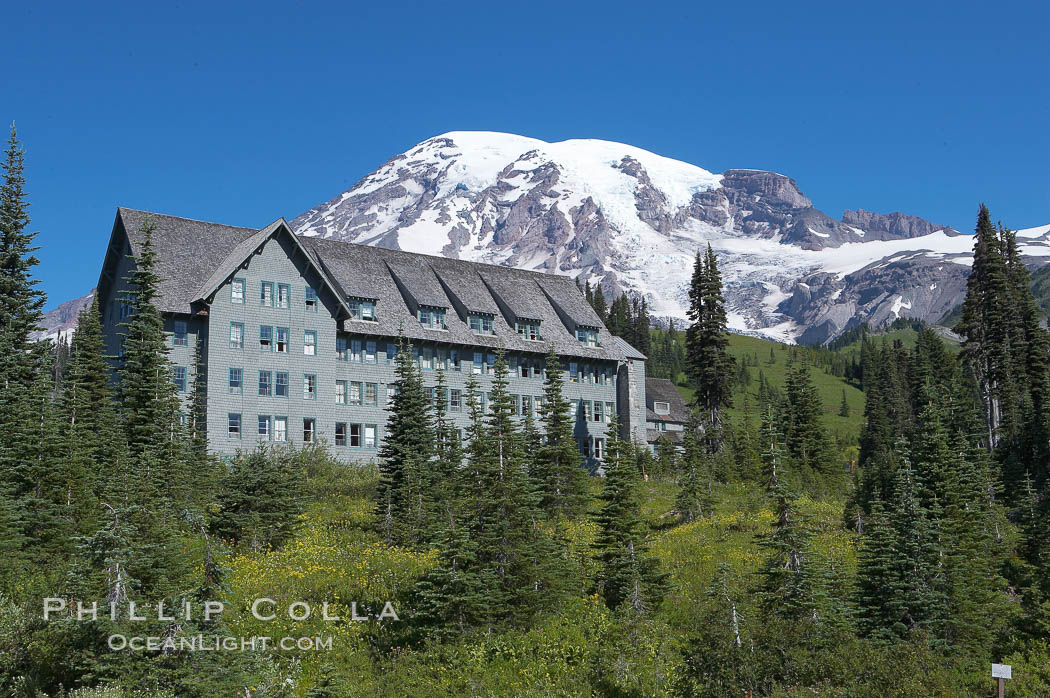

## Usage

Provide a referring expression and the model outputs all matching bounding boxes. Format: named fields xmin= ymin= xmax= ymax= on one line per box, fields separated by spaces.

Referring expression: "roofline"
xmin=192 ymin=218 xmax=353 ymax=320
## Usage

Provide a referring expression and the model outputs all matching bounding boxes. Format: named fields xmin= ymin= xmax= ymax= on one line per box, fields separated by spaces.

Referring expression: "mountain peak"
xmin=291 ymin=132 xmax=1048 ymax=344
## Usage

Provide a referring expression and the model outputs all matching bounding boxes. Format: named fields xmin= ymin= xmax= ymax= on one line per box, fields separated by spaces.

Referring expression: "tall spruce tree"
xmin=376 ymin=336 xmax=434 ymax=546
xmin=685 ymin=245 xmax=735 ymax=427
xmin=592 ymin=418 xmax=667 ymax=613
xmin=534 ymin=348 xmax=588 ymax=517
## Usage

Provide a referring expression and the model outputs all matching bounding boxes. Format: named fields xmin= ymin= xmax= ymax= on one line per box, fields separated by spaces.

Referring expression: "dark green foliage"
xmin=375 ymin=336 xmax=434 ymax=546
xmin=534 ymin=348 xmax=588 ymax=517
xmin=782 ymin=360 xmax=834 ymax=480
xmin=210 ymin=448 xmax=304 ymax=551
xmin=592 ymin=419 xmax=667 ymax=613
xmin=685 ymin=245 xmax=735 ymax=425
xmin=675 ymin=410 xmax=714 ymax=522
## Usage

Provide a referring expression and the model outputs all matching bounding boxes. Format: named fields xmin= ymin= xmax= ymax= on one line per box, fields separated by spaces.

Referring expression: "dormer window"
xmin=515 ymin=319 xmax=541 ymax=341
xmin=576 ymin=327 xmax=599 ymax=348
xmin=418 ymin=305 xmax=447 ymax=329
xmin=348 ymin=298 xmax=377 ymax=322
xmin=468 ymin=314 xmax=494 ymax=335
xmin=654 ymin=401 xmax=671 ymax=415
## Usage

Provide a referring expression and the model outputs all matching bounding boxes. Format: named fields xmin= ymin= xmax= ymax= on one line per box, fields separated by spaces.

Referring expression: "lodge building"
xmin=96 ymin=209 xmax=649 ymax=465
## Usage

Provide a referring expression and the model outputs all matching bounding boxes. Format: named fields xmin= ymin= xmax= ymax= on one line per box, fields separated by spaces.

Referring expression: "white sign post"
xmin=992 ymin=663 xmax=1012 ymax=698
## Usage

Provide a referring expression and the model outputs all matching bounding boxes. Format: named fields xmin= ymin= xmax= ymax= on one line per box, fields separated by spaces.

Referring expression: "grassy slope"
xmin=225 ymin=471 xmax=856 ymax=696
xmin=668 ymin=333 xmax=866 ymax=444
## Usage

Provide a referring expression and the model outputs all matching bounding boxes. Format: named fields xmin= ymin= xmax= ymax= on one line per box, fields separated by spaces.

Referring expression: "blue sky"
xmin=5 ymin=0 xmax=1048 ymax=310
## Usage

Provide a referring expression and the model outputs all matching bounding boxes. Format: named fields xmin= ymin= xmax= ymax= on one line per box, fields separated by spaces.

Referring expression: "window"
xmin=606 ymin=402 xmax=615 ymax=422
xmin=230 ymin=322 xmax=244 ymax=349
xmin=275 ymin=371 xmax=288 ymax=397
xmin=435 ymin=347 xmax=447 ymax=370
xmin=581 ymin=437 xmax=591 ymax=458
xmin=418 ymin=305 xmax=446 ymax=329
xmin=593 ymin=401 xmax=604 ymax=423
xmin=303 ymin=374 xmax=316 ymax=400
xmin=337 ymin=337 xmax=348 ymax=361
xmin=658 ymin=422 xmax=667 ymax=432
xmin=480 ymin=392 xmax=488 ymax=413
xmin=515 ymin=319 xmax=541 ymax=341
xmin=364 ymin=424 xmax=377 ymax=448
xmin=472 ymin=351 xmax=483 ymax=375
xmin=277 ymin=283 xmax=290 ymax=308
xmin=581 ymin=400 xmax=592 ymax=421
xmin=349 ymin=381 xmax=362 ymax=406
xmin=258 ymin=370 xmax=272 ymax=397
xmin=487 ymin=354 xmax=496 ymax=374
xmin=275 ymin=327 xmax=289 ymax=353
xmin=365 ymin=341 xmax=376 ymax=363
xmin=511 ymin=394 xmax=521 ymax=416
xmin=420 ymin=347 xmax=433 ymax=370
xmin=274 ymin=416 xmax=287 ymax=442
xmin=469 ymin=314 xmax=494 ymax=334
xmin=336 ymin=380 xmax=347 ymax=405
xmin=450 ymin=349 xmax=460 ymax=371
xmin=173 ymin=320 xmax=187 ymax=346
xmin=386 ymin=343 xmax=397 ymax=364
xmin=228 ymin=413 xmax=242 ymax=439
xmin=386 ymin=384 xmax=398 ymax=402
xmin=231 ymin=278 xmax=245 ymax=304
xmin=365 ymin=383 xmax=378 ymax=407
xmin=351 ymin=339 xmax=362 ymax=362
xmin=569 ymin=361 xmax=579 ymax=383
xmin=172 ymin=366 xmax=187 ymax=393
xmin=260 ymin=325 xmax=273 ymax=351
xmin=519 ymin=359 xmax=530 ymax=379
xmin=303 ymin=330 xmax=316 ymax=356
xmin=350 ymin=424 xmax=362 ymax=447
xmin=521 ymin=394 xmax=533 ymax=417
xmin=261 ymin=281 xmax=274 ymax=307
xmin=654 ymin=401 xmax=671 ymax=415
xmin=303 ymin=418 xmax=315 ymax=443
xmin=228 ymin=368 xmax=242 ymax=394
xmin=304 ymin=287 xmax=318 ymax=311
xmin=335 ymin=422 xmax=346 ymax=446
xmin=450 ymin=389 xmax=462 ymax=412
xmin=593 ymin=438 xmax=604 ymax=460
xmin=349 ymin=298 xmax=376 ymax=321
xmin=258 ymin=415 xmax=271 ymax=440
xmin=577 ymin=327 xmax=599 ymax=347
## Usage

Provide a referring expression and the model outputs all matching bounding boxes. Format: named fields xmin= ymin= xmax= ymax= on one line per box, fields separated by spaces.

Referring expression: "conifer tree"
xmin=756 ymin=443 xmax=817 ymax=623
xmin=839 ymin=388 xmax=850 ymax=418
xmin=0 ymin=123 xmax=45 ymax=371
xmin=783 ymin=360 xmax=832 ymax=478
xmin=593 ymin=418 xmax=667 ymax=613
xmin=534 ymin=348 xmax=587 ymax=517
xmin=376 ymin=336 xmax=434 ymax=546
xmin=117 ymin=218 xmax=191 ymax=509
xmin=592 ymin=282 xmax=608 ymax=323
xmin=676 ymin=408 xmax=713 ymax=522
xmin=685 ymin=245 xmax=735 ymax=427
xmin=53 ymin=300 xmax=123 ymax=546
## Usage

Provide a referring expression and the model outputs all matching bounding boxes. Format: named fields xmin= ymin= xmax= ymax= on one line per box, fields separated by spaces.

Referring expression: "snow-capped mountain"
xmin=32 ymin=289 xmax=94 ymax=343
xmin=294 ymin=131 xmax=1049 ymax=343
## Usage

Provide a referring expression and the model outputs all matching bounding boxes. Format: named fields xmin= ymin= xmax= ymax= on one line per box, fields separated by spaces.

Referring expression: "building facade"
xmin=96 ymin=209 xmax=648 ymax=466
xmin=644 ymin=377 xmax=689 ymax=452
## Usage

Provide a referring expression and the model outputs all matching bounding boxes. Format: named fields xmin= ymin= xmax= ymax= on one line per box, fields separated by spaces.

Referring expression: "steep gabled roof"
xmin=99 ymin=207 xmax=641 ymax=361
xmin=645 ymin=377 xmax=690 ymax=423
xmin=193 ymin=219 xmax=352 ymax=319
xmin=97 ymin=208 xmax=259 ymax=314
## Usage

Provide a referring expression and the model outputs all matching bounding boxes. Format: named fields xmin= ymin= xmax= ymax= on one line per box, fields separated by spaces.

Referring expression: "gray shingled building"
xmin=96 ymin=208 xmax=649 ymax=465
xmin=644 ymin=377 xmax=690 ymax=452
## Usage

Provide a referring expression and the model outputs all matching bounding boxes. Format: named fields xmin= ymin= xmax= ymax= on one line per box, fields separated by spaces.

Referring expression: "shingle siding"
xmin=95 ymin=208 xmax=647 ymax=466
